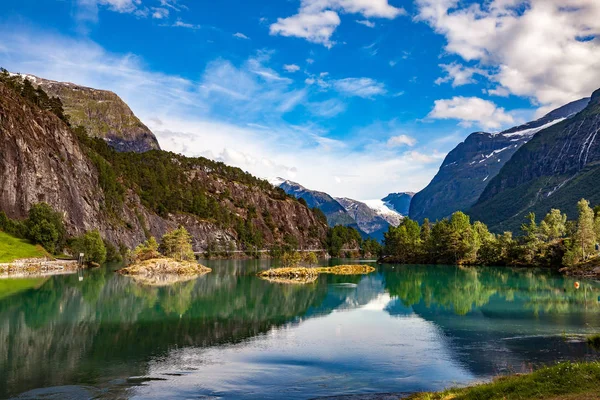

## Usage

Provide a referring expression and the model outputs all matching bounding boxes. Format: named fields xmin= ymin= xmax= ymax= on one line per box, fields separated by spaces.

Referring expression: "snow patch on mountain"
xmin=501 ymin=118 xmax=566 ymax=138
xmin=362 ymin=199 xmax=403 ymax=226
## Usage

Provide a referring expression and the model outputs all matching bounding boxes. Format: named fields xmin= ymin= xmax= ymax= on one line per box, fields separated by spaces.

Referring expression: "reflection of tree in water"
xmin=0 ymin=267 xmax=332 ymax=398
xmin=383 ymin=265 xmax=600 ymax=377
xmin=382 ymin=265 xmax=600 ymax=316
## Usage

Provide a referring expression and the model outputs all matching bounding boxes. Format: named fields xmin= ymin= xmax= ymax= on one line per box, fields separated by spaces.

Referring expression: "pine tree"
xmin=574 ymin=199 xmax=596 ymax=261
xmin=161 ymin=226 xmax=195 ymax=261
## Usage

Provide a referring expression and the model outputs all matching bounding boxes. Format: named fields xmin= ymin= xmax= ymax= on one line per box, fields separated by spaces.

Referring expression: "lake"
xmin=1 ymin=260 xmax=600 ymax=399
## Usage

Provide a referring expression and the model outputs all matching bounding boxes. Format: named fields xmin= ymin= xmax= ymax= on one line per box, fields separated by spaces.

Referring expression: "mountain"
xmin=13 ymin=73 xmax=160 ymax=153
xmin=469 ymin=89 xmax=600 ymax=232
xmin=409 ymin=98 xmax=590 ymax=222
xmin=382 ymin=192 xmax=414 ymax=216
xmin=273 ymin=178 xmax=356 ymax=227
xmin=0 ymin=77 xmax=328 ymax=252
xmin=335 ymin=198 xmax=402 ymax=241
xmin=273 ymin=178 xmax=403 ymax=240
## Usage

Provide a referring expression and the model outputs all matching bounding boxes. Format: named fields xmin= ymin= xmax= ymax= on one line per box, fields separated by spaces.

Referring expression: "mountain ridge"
xmin=409 ymin=97 xmax=590 ymax=222
xmin=469 ymin=88 xmax=600 ymax=232
xmin=11 ymin=72 xmax=161 ymax=153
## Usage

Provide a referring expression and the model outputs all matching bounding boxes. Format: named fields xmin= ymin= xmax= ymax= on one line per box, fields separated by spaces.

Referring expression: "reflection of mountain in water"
xmin=381 ymin=265 xmax=600 ymax=376
xmin=0 ymin=267 xmax=331 ymax=398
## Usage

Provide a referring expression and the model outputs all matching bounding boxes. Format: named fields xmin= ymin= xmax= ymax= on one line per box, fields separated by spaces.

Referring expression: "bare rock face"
xmin=15 ymin=73 xmax=160 ymax=153
xmin=0 ymin=82 xmax=328 ymax=252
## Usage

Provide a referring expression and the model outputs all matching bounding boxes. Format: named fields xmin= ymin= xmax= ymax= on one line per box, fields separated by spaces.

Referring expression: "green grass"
xmin=0 ymin=277 xmax=48 ymax=300
xmin=0 ymin=231 xmax=49 ymax=263
xmin=407 ymin=362 xmax=600 ymax=400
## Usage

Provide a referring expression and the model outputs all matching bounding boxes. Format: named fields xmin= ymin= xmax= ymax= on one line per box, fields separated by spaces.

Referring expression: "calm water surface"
xmin=1 ymin=260 xmax=600 ymax=399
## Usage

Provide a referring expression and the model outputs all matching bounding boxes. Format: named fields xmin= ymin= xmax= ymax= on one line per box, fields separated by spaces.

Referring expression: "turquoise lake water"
xmin=1 ymin=260 xmax=600 ymax=399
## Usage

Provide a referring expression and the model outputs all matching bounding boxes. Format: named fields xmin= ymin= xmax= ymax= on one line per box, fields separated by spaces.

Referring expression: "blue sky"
xmin=1 ymin=0 xmax=599 ymax=199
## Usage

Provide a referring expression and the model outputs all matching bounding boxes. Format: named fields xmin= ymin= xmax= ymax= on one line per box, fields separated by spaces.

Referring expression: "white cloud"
xmin=435 ymin=62 xmax=487 ymax=87
xmin=332 ymin=77 xmax=387 ymax=98
xmin=387 ymin=135 xmax=417 ymax=147
xmin=487 ymin=86 xmax=510 ymax=97
xmin=416 ymin=0 xmax=600 ymax=111
xmin=356 ymin=20 xmax=375 ymax=28
xmin=172 ymin=19 xmax=202 ymax=29
xmin=233 ymin=32 xmax=250 ymax=40
xmin=270 ymin=10 xmax=341 ymax=48
xmin=151 ymin=7 xmax=169 ymax=19
xmin=427 ymin=97 xmax=515 ymax=130
xmin=307 ymin=98 xmax=347 ymax=118
xmin=270 ymin=0 xmax=405 ymax=47
xmin=283 ymin=64 xmax=301 ymax=73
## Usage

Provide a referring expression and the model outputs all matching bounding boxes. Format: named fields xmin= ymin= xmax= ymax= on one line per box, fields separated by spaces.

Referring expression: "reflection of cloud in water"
xmin=361 ymin=293 xmax=392 ymax=311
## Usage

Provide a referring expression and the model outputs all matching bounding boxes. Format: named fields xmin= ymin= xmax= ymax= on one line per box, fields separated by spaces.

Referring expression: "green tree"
xmin=520 ymin=212 xmax=541 ymax=264
xmin=72 ymin=230 xmax=107 ymax=265
xmin=540 ymin=209 xmax=567 ymax=242
xmin=447 ymin=212 xmax=473 ymax=264
xmin=566 ymin=199 xmax=597 ymax=264
xmin=25 ymin=203 xmax=66 ymax=254
xmin=281 ymin=251 xmax=302 ymax=268
xmin=133 ymin=237 xmax=160 ymax=262
xmin=161 ymin=226 xmax=195 ymax=261
xmin=303 ymin=251 xmax=318 ymax=267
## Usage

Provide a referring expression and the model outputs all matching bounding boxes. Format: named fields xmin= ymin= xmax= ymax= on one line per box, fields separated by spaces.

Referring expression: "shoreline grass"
xmin=406 ymin=361 xmax=600 ymax=400
xmin=0 ymin=231 xmax=49 ymax=263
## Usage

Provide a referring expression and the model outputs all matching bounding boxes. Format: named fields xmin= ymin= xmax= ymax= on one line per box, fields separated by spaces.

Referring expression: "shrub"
xmin=71 ymin=230 xmax=107 ymax=265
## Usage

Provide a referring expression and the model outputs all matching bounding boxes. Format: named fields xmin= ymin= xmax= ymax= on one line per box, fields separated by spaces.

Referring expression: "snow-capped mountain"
xmin=409 ymin=97 xmax=590 ymax=222
xmin=336 ymin=198 xmax=402 ymax=241
xmin=272 ymin=178 xmax=404 ymax=241
xmin=381 ymin=192 xmax=414 ymax=216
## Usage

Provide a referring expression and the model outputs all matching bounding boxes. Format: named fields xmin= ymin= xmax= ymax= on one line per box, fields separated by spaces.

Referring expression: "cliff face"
xmin=0 ymin=82 xmax=327 ymax=252
xmin=409 ymin=98 xmax=589 ymax=223
xmin=16 ymin=73 xmax=160 ymax=153
xmin=469 ymin=89 xmax=600 ymax=232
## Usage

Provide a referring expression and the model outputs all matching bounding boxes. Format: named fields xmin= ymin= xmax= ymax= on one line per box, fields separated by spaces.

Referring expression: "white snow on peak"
xmin=361 ymin=199 xmax=403 ymax=225
xmin=501 ymin=118 xmax=566 ymax=138
xmin=268 ymin=177 xmax=286 ymax=187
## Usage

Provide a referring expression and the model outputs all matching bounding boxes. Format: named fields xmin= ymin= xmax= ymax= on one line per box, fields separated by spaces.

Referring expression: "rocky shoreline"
xmin=0 ymin=258 xmax=79 ymax=278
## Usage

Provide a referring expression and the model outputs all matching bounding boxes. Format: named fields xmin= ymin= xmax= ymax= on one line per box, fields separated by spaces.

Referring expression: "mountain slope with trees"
xmin=470 ymin=89 xmax=600 ymax=232
xmin=11 ymin=72 xmax=160 ymax=153
xmin=410 ymin=98 xmax=589 ymax=223
xmin=0 ymin=70 xmax=328 ymax=254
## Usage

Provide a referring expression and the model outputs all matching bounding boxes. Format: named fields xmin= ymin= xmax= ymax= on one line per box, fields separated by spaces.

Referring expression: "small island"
xmin=258 ymin=253 xmax=376 ymax=284
xmin=118 ymin=226 xmax=211 ymax=286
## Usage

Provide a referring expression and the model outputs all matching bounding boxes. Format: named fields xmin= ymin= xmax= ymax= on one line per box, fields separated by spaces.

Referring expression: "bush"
xmin=71 ymin=230 xmax=107 ymax=265
xmin=25 ymin=203 xmax=66 ymax=254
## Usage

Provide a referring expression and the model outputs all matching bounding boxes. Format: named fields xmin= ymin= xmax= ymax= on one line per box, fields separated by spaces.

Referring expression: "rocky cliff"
xmin=14 ymin=73 xmax=160 ymax=153
xmin=409 ymin=98 xmax=589 ymax=223
xmin=0 ymin=81 xmax=327 ymax=252
xmin=469 ymin=89 xmax=600 ymax=232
